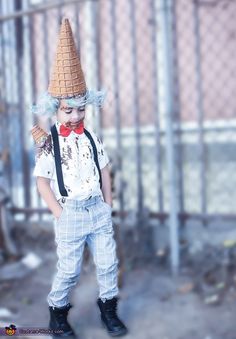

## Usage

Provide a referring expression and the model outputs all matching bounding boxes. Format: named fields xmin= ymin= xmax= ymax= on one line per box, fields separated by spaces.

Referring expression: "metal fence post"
xmin=159 ymin=0 xmax=179 ymax=274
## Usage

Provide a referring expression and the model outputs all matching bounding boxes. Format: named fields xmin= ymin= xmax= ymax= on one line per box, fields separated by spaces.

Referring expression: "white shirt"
xmin=33 ymin=121 xmax=109 ymax=201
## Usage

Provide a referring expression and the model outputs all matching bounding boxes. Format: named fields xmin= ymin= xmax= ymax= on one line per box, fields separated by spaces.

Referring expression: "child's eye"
xmin=61 ymin=106 xmax=73 ymax=114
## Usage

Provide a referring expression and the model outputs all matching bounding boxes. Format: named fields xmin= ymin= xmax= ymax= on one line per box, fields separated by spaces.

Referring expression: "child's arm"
xmin=36 ymin=176 xmax=63 ymax=219
xmin=101 ymin=165 xmax=112 ymax=207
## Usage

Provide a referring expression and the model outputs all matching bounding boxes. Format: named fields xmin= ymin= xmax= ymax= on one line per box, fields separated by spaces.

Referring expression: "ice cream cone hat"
xmin=30 ymin=18 xmax=106 ymax=116
xmin=48 ymin=18 xmax=86 ymax=98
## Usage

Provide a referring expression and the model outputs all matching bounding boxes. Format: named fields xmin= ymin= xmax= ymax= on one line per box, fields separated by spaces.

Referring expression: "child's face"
xmin=57 ymin=99 xmax=86 ymax=129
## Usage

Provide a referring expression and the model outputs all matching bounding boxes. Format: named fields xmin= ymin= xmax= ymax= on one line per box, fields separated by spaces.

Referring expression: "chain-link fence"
xmin=0 ymin=0 xmax=236 ymax=270
xmin=172 ymin=0 xmax=236 ymax=218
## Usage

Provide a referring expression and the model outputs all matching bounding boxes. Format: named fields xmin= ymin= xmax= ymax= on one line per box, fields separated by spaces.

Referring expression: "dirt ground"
xmin=1 ymin=223 xmax=236 ymax=339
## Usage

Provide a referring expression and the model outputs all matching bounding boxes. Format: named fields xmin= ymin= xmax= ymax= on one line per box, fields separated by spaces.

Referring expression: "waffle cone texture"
xmin=48 ymin=18 xmax=86 ymax=98
xmin=31 ymin=125 xmax=48 ymax=144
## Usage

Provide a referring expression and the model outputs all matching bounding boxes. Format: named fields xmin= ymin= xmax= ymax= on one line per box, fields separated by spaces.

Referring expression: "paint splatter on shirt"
xmin=35 ymin=135 xmax=53 ymax=160
xmin=33 ymin=121 xmax=109 ymax=201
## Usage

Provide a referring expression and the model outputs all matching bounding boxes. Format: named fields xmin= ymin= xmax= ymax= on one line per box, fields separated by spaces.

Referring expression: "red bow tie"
xmin=59 ymin=122 xmax=84 ymax=137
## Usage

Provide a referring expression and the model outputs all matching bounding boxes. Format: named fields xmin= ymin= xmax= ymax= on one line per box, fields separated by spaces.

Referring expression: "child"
xmin=32 ymin=18 xmax=128 ymax=338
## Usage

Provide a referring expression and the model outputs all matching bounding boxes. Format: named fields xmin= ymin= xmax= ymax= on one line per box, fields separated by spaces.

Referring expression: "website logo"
xmin=5 ymin=324 xmax=17 ymax=336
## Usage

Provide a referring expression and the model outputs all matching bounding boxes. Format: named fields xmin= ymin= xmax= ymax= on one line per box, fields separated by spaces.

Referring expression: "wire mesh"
xmin=0 ymin=0 xmax=235 ymax=223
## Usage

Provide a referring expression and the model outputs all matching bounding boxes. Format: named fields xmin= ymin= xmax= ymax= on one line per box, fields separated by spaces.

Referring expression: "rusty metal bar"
xmin=0 ymin=201 xmax=18 ymax=255
xmin=161 ymin=0 xmax=179 ymax=273
xmin=174 ymin=125 xmax=236 ymax=133
xmin=130 ymin=125 xmax=236 ymax=136
xmin=1 ymin=4 xmax=14 ymax=201
xmin=193 ymin=0 xmax=207 ymax=218
xmin=74 ymin=1 xmax=81 ymax=52
xmin=178 ymin=213 xmax=236 ymax=222
xmin=0 ymin=0 xmax=100 ymax=22
xmin=150 ymin=0 xmax=164 ymax=213
xmin=171 ymin=0 xmax=184 ymax=214
xmin=110 ymin=0 xmax=124 ymax=214
xmin=57 ymin=0 xmax=64 ymax=25
xmin=9 ymin=206 xmax=236 ymax=224
xmin=10 ymin=207 xmax=51 ymax=214
xmin=28 ymin=10 xmax=41 ymax=211
xmin=43 ymin=0 xmax=50 ymax=86
xmin=28 ymin=15 xmax=37 ymax=120
xmin=0 ymin=2 xmax=10 ymax=193
xmin=89 ymin=1 xmax=102 ymax=136
xmin=94 ymin=1 xmax=102 ymax=137
xmin=194 ymin=0 xmax=234 ymax=7
xmin=151 ymin=212 xmax=236 ymax=222
xmin=129 ymin=0 xmax=143 ymax=214
xmin=14 ymin=2 xmax=31 ymax=209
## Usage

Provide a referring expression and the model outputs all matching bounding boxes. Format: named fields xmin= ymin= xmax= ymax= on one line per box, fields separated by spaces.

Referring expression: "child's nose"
xmin=70 ymin=109 xmax=80 ymax=121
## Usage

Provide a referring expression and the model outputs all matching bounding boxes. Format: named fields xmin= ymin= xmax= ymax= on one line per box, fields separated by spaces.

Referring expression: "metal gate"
xmin=1 ymin=0 xmax=236 ymax=272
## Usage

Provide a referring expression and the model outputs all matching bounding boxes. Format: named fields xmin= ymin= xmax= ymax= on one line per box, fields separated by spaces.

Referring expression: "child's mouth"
xmin=67 ymin=121 xmax=83 ymax=129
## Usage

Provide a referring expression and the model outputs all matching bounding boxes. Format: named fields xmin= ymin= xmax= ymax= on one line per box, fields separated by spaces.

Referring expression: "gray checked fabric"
xmin=47 ymin=195 xmax=119 ymax=308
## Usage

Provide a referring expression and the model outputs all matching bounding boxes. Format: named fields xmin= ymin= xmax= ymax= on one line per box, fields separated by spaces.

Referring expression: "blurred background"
xmin=1 ymin=0 xmax=236 ymax=338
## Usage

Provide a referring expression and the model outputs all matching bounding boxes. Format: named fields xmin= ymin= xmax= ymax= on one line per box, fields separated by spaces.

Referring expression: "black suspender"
xmin=50 ymin=124 xmax=102 ymax=197
xmin=84 ymin=129 xmax=102 ymax=190
xmin=51 ymin=125 xmax=68 ymax=197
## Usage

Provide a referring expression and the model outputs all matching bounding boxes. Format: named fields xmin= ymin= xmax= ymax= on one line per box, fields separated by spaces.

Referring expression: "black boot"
xmin=49 ymin=303 xmax=76 ymax=338
xmin=97 ymin=297 xmax=128 ymax=337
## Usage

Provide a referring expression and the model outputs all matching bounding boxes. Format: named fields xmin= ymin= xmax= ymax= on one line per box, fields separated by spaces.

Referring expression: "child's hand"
xmin=36 ymin=177 xmax=64 ymax=219
xmin=54 ymin=206 xmax=63 ymax=219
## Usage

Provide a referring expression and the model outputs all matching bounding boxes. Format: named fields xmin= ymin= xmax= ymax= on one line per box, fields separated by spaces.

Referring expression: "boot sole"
xmin=51 ymin=331 xmax=76 ymax=339
xmin=52 ymin=335 xmax=76 ymax=339
xmin=101 ymin=319 xmax=128 ymax=337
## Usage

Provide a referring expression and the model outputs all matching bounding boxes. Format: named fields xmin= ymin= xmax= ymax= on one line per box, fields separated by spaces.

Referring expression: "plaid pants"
xmin=47 ymin=195 xmax=119 ymax=308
